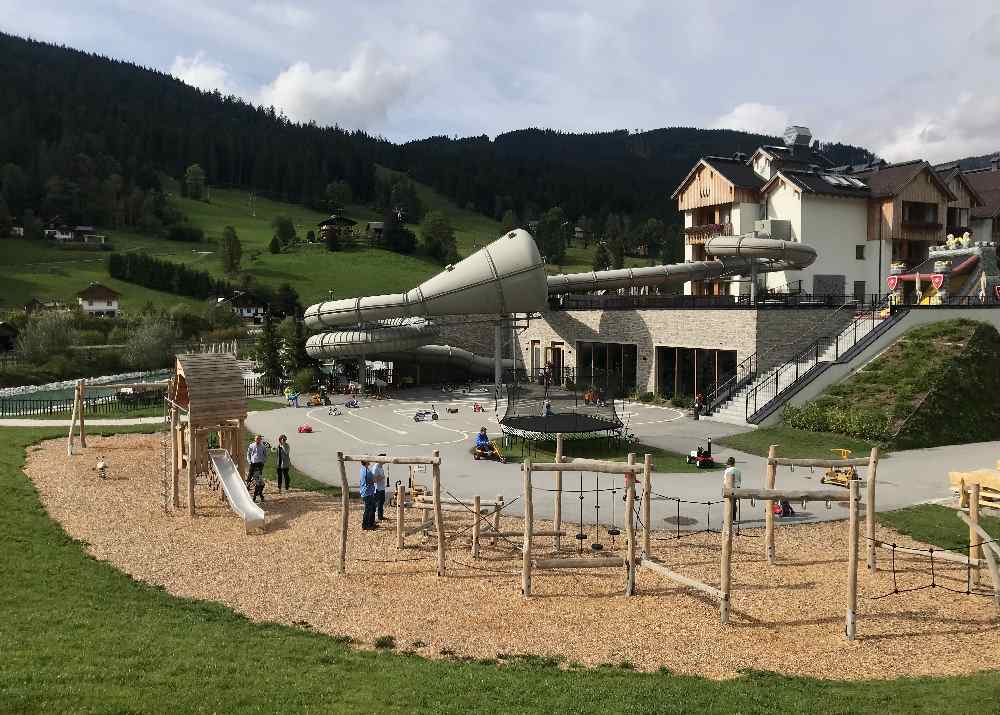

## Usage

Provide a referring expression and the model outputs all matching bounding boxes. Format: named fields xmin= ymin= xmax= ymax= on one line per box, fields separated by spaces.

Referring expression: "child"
xmin=275 ymin=435 xmax=291 ymax=493
xmin=252 ymin=464 xmax=267 ymax=503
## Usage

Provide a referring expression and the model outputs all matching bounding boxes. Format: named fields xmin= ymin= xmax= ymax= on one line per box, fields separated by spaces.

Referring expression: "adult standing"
xmin=275 ymin=434 xmax=291 ymax=493
xmin=359 ymin=460 xmax=377 ymax=530
xmin=372 ymin=454 xmax=388 ymax=521
xmin=246 ymin=435 xmax=269 ymax=490
xmin=723 ymin=456 xmax=741 ymax=533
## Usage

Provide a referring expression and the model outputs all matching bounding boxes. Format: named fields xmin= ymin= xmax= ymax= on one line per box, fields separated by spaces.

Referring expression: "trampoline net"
xmin=498 ymin=381 xmax=624 ymax=441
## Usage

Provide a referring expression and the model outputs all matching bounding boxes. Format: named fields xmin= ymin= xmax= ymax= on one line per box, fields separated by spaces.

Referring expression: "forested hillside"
xmin=0 ymin=31 xmax=874 ymax=243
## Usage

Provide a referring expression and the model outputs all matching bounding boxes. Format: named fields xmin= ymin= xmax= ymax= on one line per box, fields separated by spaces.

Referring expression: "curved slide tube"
xmin=209 ymin=449 xmax=265 ymax=533
xmin=304 ymin=230 xmax=817 ymax=366
xmin=546 ymin=235 xmax=817 ymax=294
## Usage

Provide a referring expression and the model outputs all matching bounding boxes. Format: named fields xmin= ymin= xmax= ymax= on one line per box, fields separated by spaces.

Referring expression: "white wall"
xmin=800 ymin=195 xmax=871 ymax=297
xmin=971 ymin=218 xmax=993 ymax=243
xmin=762 ymin=180 xmax=803 ymax=290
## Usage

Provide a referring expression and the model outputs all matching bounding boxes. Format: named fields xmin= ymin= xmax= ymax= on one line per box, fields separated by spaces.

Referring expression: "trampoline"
xmin=498 ymin=382 xmax=624 ymax=442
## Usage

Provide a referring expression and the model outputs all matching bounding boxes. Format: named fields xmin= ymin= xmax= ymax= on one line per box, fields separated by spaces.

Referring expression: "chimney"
xmin=733 ymin=151 xmax=747 ymax=163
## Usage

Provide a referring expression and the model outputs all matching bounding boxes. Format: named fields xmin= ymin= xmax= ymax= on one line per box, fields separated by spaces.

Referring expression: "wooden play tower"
xmin=167 ymin=353 xmax=248 ymax=515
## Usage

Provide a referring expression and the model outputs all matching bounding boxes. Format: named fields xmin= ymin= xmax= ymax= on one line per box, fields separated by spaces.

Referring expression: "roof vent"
xmin=783 ymin=126 xmax=812 ymax=148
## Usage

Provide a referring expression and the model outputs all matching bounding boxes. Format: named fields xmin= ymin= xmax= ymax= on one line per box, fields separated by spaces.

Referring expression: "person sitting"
xmin=474 ymin=427 xmax=504 ymax=462
xmin=345 ymin=397 xmax=361 ymax=408
xmin=583 ymin=388 xmax=595 ymax=405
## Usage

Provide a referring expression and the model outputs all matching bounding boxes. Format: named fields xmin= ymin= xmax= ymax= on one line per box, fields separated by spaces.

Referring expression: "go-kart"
xmin=474 ymin=440 xmax=507 ymax=463
xmin=686 ymin=436 xmax=716 ymax=469
xmin=327 ymin=406 xmax=342 ymax=416
xmin=414 ymin=407 xmax=439 ymax=422
xmin=308 ymin=391 xmax=332 ymax=407
xmin=297 ymin=424 xmax=313 ymax=434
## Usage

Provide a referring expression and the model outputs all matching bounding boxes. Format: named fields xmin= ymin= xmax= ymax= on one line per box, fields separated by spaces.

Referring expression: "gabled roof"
xmin=77 ymin=282 xmax=121 ymax=300
xmin=752 ymin=144 xmax=834 ymax=170
xmin=965 ymin=168 xmax=1000 ymax=219
xmin=761 ymin=169 xmax=870 ymax=199
xmin=934 ymin=166 xmax=985 ymax=207
xmin=670 ymin=156 xmax=764 ymax=199
xmin=850 ymin=160 xmax=956 ymax=201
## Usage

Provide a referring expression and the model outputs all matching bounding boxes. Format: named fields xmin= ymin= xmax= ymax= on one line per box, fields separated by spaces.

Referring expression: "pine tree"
xmin=269 ymin=235 xmax=281 ymax=254
xmin=592 ymin=242 xmax=611 ymax=271
xmin=256 ymin=311 xmax=283 ymax=387
xmin=184 ymin=164 xmax=206 ymax=200
xmin=220 ymin=225 xmax=242 ymax=274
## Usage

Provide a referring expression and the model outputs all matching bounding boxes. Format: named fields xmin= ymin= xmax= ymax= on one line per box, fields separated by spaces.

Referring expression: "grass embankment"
xmin=3 ymin=426 xmax=1000 ymax=712
xmin=500 ymin=438 xmax=722 ymax=473
xmin=783 ymin=320 xmax=1000 ymax=450
xmin=718 ymin=426 xmax=882 ymax=460
xmin=877 ymin=504 xmax=1000 ymax=551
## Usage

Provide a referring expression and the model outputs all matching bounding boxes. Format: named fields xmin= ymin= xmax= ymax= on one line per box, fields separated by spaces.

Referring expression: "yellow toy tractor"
xmin=820 ymin=448 xmax=858 ymax=488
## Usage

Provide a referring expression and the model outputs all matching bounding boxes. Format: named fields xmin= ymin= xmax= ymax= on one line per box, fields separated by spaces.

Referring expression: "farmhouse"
xmin=77 ymin=282 xmax=120 ymax=317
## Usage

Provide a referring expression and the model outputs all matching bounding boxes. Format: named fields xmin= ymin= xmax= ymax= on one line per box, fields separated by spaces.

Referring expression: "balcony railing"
xmin=552 ymin=293 xmax=884 ymax=311
xmin=684 ymin=223 xmax=733 ymax=242
xmin=901 ymin=221 xmax=942 ymax=231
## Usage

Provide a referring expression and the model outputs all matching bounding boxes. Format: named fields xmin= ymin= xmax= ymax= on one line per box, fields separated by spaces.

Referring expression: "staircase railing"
xmin=744 ymin=295 xmax=895 ymax=422
xmin=705 ymin=296 xmax=859 ymax=414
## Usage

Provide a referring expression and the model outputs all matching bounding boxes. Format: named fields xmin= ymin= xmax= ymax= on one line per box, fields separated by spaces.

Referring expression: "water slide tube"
xmin=208 ymin=448 xmax=265 ymax=533
xmin=303 ymin=230 xmax=817 ymax=367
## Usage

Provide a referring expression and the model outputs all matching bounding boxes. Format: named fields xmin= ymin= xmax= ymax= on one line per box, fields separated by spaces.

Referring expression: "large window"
xmin=655 ymin=346 xmax=737 ymax=400
xmin=576 ymin=341 xmax=637 ymax=398
xmin=902 ymin=201 xmax=939 ymax=226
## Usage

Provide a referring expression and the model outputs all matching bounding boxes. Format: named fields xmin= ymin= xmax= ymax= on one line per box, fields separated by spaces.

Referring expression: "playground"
xmin=25 ymin=425 xmax=1000 ymax=680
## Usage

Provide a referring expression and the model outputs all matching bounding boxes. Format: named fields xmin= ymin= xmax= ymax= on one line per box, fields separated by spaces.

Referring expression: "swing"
xmin=607 ymin=477 xmax=621 ymax=547
xmin=575 ymin=472 xmax=588 ymax=553
xmin=591 ymin=473 xmax=604 ymax=552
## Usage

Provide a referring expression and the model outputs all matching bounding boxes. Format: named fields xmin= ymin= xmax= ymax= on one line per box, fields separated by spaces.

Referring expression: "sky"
xmin=2 ymin=0 xmax=999 ymax=163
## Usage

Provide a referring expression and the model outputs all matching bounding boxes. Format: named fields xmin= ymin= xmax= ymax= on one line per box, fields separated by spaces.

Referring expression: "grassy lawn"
xmin=877 ymin=504 xmax=1000 ymax=551
xmin=718 ymin=425 xmax=882 ymax=460
xmin=499 ymin=438 xmax=722 ymax=473
xmin=2 ymin=425 xmax=1000 ymax=712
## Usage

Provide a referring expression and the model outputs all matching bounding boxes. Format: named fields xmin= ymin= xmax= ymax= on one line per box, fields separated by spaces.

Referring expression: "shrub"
xmin=123 ymin=320 xmax=176 ymax=370
xmin=639 ymin=391 xmax=655 ymax=403
xmin=165 ymin=223 xmax=204 ymax=242
xmin=292 ymin=367 xmax=316 ymax=395
xmin=16 ymin=311 xmax=76 ymax=363
xmin=373 ymin=635 xmax=395 ymax=650
xmin=670 ymin=394 xmax=694 ymax=408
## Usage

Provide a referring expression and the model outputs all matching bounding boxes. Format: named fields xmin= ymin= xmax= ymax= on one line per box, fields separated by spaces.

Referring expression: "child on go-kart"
xmin=473 ymin=427 xmax=506 ymax=463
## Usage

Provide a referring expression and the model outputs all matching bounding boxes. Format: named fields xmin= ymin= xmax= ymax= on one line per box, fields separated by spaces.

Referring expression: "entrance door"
xmin=546 ymin=344 xmax=564 ymax=383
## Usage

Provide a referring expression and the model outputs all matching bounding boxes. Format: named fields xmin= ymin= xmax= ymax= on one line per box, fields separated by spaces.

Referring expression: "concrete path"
xmin=245 ymin=388 xmax=995 ymax=534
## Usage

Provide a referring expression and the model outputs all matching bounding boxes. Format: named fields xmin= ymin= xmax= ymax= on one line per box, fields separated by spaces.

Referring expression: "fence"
xmin=244 ymin=376 xmax=282 ymax=397
xmin=553 ymin=293 xmax=885 ymax=311
xmin=0 ymin=390 xmax=165 ymax=418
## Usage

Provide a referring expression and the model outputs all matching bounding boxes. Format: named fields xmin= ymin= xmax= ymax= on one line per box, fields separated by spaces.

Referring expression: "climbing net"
xmin=866 ymin=535 xmax=1000 ymax=601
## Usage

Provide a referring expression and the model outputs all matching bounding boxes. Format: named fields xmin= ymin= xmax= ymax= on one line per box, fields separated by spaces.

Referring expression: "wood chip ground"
xmin=23 ymin=434 xmax=1000 ymax=680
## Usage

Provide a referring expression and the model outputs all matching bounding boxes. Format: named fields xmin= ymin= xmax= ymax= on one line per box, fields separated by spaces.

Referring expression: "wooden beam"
xmin=765 ymin=445 xmax=777 ymax=563
xmin=720 ymin=471 xmax=734 ymax=624
xmin=847 ymin=479 xmax=860 ymax=640
xmin=724 ymin=488 xmax=852 ymax=502
xmin=640 ymin=557 xmax=724 ymax=599
xmin=472 ymin=495 xmax=481 ymax=559
xmin=534 ymin=557 xmax=623 ymax=570
xmin=522 ymin=461 xmax=533 ymax=597
xmin=554 ymin=433 xmax=563 ymax=551
xmin=77 ymin=381 xmax=86 ymax=449
xmin=866 ymin=447 xmax=879 ymax=571
xmin=768 ymin=456 xmax=871 ymax=468
xmin=337 ymin=452 xmax=349 ymax=574
xmin=342 ymin=454 xmax=441 ymax=465
xmin=396 ymin=483 xmax=406 ymax=549
xmin=403 ymin=518 xmax=435 ymax=536
xmin=969 ymin=483 xmax=982 ymax=585
xmin=624 ymin=453 xmax=637 ymax=596
xmin=642 ymin=453 xmax=652 ymax=557
xmin=531 ymin=458 xmax=656 ymax=475
xmin=480 ymin=530 xmax=566 ymax=538
xmin=432 ymin=449 xmax=445 ymax=577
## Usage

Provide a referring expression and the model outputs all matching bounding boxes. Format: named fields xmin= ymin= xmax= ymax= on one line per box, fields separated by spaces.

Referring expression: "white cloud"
xmin=169 ymin=52 xmax=236 ymax=95
xmin=878 ymin=92 xmax=1000 ymax=163
xmin=249 ymin=2 xmax=312 ymax=29
xmin=711 ymin=103 xmax=789 ymax=136
xmin=256 ymin=45 xmax=412 ymax=128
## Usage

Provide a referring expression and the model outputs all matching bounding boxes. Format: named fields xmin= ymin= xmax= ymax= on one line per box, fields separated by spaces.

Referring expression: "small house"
xmin=77 ymin=282 xmax=121 ymax=317
xmin=365 ymin=221 xmax=384 ymax=241
xmin=228 ymin=293 xmax=266 ymax=324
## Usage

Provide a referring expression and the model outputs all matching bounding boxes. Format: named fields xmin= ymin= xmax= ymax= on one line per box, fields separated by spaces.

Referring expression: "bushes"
xmin=122 ymin=319 xmax=176 ymax=371
xmin=15 ymin=311 xmax=76 ymax=363
xmin=783 ymin=402 xmax=891 ymax=442
xmin=165 ymin=223 xmax=204 ymax=242
xmin=670 ymin=394 xmax=695 ymax=408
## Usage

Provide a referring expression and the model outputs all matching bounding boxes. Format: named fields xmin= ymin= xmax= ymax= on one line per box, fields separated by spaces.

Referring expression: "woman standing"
xmin=275 ymin=434 xmax=291 ymax=493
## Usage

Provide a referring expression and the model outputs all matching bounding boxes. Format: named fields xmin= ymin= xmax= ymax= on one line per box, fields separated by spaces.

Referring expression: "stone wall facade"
xmin=516 ymin=307 xmax=845 ymax=394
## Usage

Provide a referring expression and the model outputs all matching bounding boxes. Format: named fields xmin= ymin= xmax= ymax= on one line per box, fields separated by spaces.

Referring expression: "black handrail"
xmin=744 ymin=295 xmax=892 ymax=422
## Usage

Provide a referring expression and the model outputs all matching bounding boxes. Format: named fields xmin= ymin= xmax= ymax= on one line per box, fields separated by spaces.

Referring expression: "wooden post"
xmin=554 ymin=433 xmax=563 ymax=551
xmin=472 ymin=495 xmax=481 ymax=558
xmin=396 ymin=482 xmax=406 ymax=549
xmin=522 ymin=461 xmax=533 ymax=597
xmin=237 ymin=418 xmax=247 ymax=478
xmin=624 ymin=452 xmax=637 ymax=596
xmin=720 ymin=471 xmax=734 ymax=624
xmin=866 ymin=447 xmax=879 ymax=571
xmin=170 ymin=408 xmax=179 ymax=508
xmin=765 ymin=444 xmax=778 ymax=563
xmin=969 ymin=482 xmax=981 ymax=586
xmin=847 ymin=478 xmax=860 ymax=640
xmin=337 ymin=452 xmax=349 ymax=574
xmin=493 ymin=494 xmax=503 ymax=546
xmin=186 ymin=424 xmax=196 ymax=517
xmin=642 ymin=453 xmax=652 ymax=557
xmin=78 ymin=380 xmax=87 ymax=448
xmin=432 ymin=449 xmax=446 ymax=576
xmin=66 ymin=384 xmax=79 ymax=456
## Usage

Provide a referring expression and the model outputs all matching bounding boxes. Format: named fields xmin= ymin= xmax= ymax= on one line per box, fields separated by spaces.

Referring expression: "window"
xmin=855 ymin=245 xmax=865 ymax=260
xmin=902 ymin=201 xmax=939 ymax=225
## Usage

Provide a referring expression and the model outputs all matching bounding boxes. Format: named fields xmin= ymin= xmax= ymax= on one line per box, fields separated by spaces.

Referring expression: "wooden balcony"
xmin=685 ymin=222 xmax=733 ymax=244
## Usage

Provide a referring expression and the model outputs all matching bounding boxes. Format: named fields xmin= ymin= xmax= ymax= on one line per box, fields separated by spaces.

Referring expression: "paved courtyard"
xmin=246 ymin=388 xmax=995 ymax=534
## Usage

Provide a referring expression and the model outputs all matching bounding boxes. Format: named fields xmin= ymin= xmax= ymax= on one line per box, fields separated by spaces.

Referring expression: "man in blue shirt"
xmin=372 ymin=454 xmax=387 ymax=521
xmin=359 ymin=460 xmax=377 ymax=530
